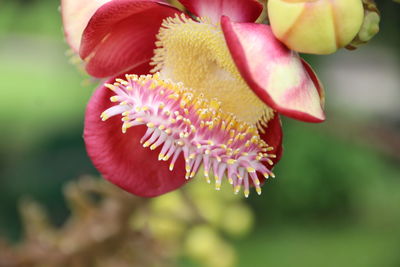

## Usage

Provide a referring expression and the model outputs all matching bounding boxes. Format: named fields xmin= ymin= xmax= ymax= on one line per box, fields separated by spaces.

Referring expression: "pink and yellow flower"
xmin=62 ymin=0 xmax=325 ymax=197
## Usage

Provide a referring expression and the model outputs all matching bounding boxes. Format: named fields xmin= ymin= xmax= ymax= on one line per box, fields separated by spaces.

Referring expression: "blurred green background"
xmin=0 ymin=0 xmax=399 ymax=266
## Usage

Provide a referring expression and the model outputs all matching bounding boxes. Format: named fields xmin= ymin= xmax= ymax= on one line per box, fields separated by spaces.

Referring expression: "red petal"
xmin=260 ymin=113 xmax=283 ymax=166
xmin=178 ymin=0 xmax=262 ymax=24
xmin=80 ymin=0 xmax=181 ymax=78
xmin=84 ymin=82 xmax=187 ymax=197
xmin=258 ymin=113 xmax=283 ymax=185
xmin=61 ymin=0 xmax=111 ymax=52
xmin=221 ymin=16 xmax=325 ymax=123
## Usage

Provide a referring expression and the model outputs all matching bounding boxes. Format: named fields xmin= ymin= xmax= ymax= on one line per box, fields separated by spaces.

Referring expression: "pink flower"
xmin=62 ymin=0 xmax=325 ymax=197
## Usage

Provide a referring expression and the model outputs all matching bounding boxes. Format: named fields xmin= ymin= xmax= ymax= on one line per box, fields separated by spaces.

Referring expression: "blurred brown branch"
xmin=0 ymin=177 xmax=171 ymax=267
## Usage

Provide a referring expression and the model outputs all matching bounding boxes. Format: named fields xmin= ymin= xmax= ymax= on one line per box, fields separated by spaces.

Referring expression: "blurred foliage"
xmin=0 ymin=0 xmax=399 ymax=266
xmin=0 ymin=177 xmax=251 ymax=267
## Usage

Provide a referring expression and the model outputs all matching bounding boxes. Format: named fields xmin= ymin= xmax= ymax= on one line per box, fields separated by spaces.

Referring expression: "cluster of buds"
xmin=266 ymin=0 xmax=380 ymax=54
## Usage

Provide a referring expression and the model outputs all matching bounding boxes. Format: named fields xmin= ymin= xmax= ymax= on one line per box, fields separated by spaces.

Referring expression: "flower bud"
xmin=346 ymin=0 xmax=380 ymax=50
xmin=267 ymin=0 xmax=365 ymax=54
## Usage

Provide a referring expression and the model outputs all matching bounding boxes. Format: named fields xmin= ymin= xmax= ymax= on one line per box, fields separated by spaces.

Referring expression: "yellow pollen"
xmin=150 ymin=14 xmax=273 ymax=125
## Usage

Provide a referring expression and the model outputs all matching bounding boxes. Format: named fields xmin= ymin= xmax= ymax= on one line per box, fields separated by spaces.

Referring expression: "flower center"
xmin=101 ymin=74 xmax=276 ymax=197
xmin=150 ymin=14 xmax=273 ymax=125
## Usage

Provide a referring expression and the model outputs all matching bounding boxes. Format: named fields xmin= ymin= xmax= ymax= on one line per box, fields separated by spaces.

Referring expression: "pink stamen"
xmin=100 ymin=73 xmax=276 ymax=197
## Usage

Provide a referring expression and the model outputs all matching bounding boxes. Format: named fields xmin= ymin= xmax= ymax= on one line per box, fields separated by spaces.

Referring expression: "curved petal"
xmin=221 ymin=16 xmax=325 ymax=123
xmin=80 ymin=0 xmax=182 ymax=78
xmin=178 ymin=0 xmax=262 ymax=24
xmin=301 ymin=58 xmax=325 ymax=109
xmin=84 ymin=82 xmax=187 ymax=197
xmin=61 ymin=0 xmax=111 ymax=52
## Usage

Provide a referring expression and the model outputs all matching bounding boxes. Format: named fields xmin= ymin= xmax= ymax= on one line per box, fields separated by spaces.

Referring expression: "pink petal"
xmin=221 ymin=16 xmax=325 ymax=123
xmin=178 ymin=0 xmax=262 ymax=24
xmin=61 ymin=0 xmax=112 ymax=52
xmin=84 ymin=82 xmax=187 ymax=197
xmin=80 ymin=0 xmax=181 ymax=78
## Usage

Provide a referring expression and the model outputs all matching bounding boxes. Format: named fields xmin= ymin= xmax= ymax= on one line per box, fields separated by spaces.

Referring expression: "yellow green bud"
xmin=346 ymin=0 xmax=380 ymax=50
xmin=267 ymin=0 xmax=365 ymax=54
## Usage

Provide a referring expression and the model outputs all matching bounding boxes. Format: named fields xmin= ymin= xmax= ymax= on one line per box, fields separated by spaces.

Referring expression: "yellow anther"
xmin=146 ymin=122 xmax=155 ymax=128
xmin=122 ymin=122 xmax=133 ymax=133
xmin=100 ymin=112 xmax=109 ymax=121
xmin=215 ymin=179 xmax=221 ymax=190
xmin=150 ymin=144 xmax=157 ymax=150
xmin=227 ymin=159 xmax=236 ymax=165
xmin=105 ymin=83 xmax=117 ymax=91
xmin=246 ymin=167 xmax=256 ymax=173
xmin=143 ymin=141 xmax=151 ymax=148
xmin=169 ymin=163 xmax=174 ymax=171
xmin=177 ymin=140 xmax=184 ymax=146
xmin=234 ymin=185 xmax=241 ymax=193
xmin=256 ymin=187 xmax=262 ymax=195
xmin=116 ymin=78 xmax=128 ymax=85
